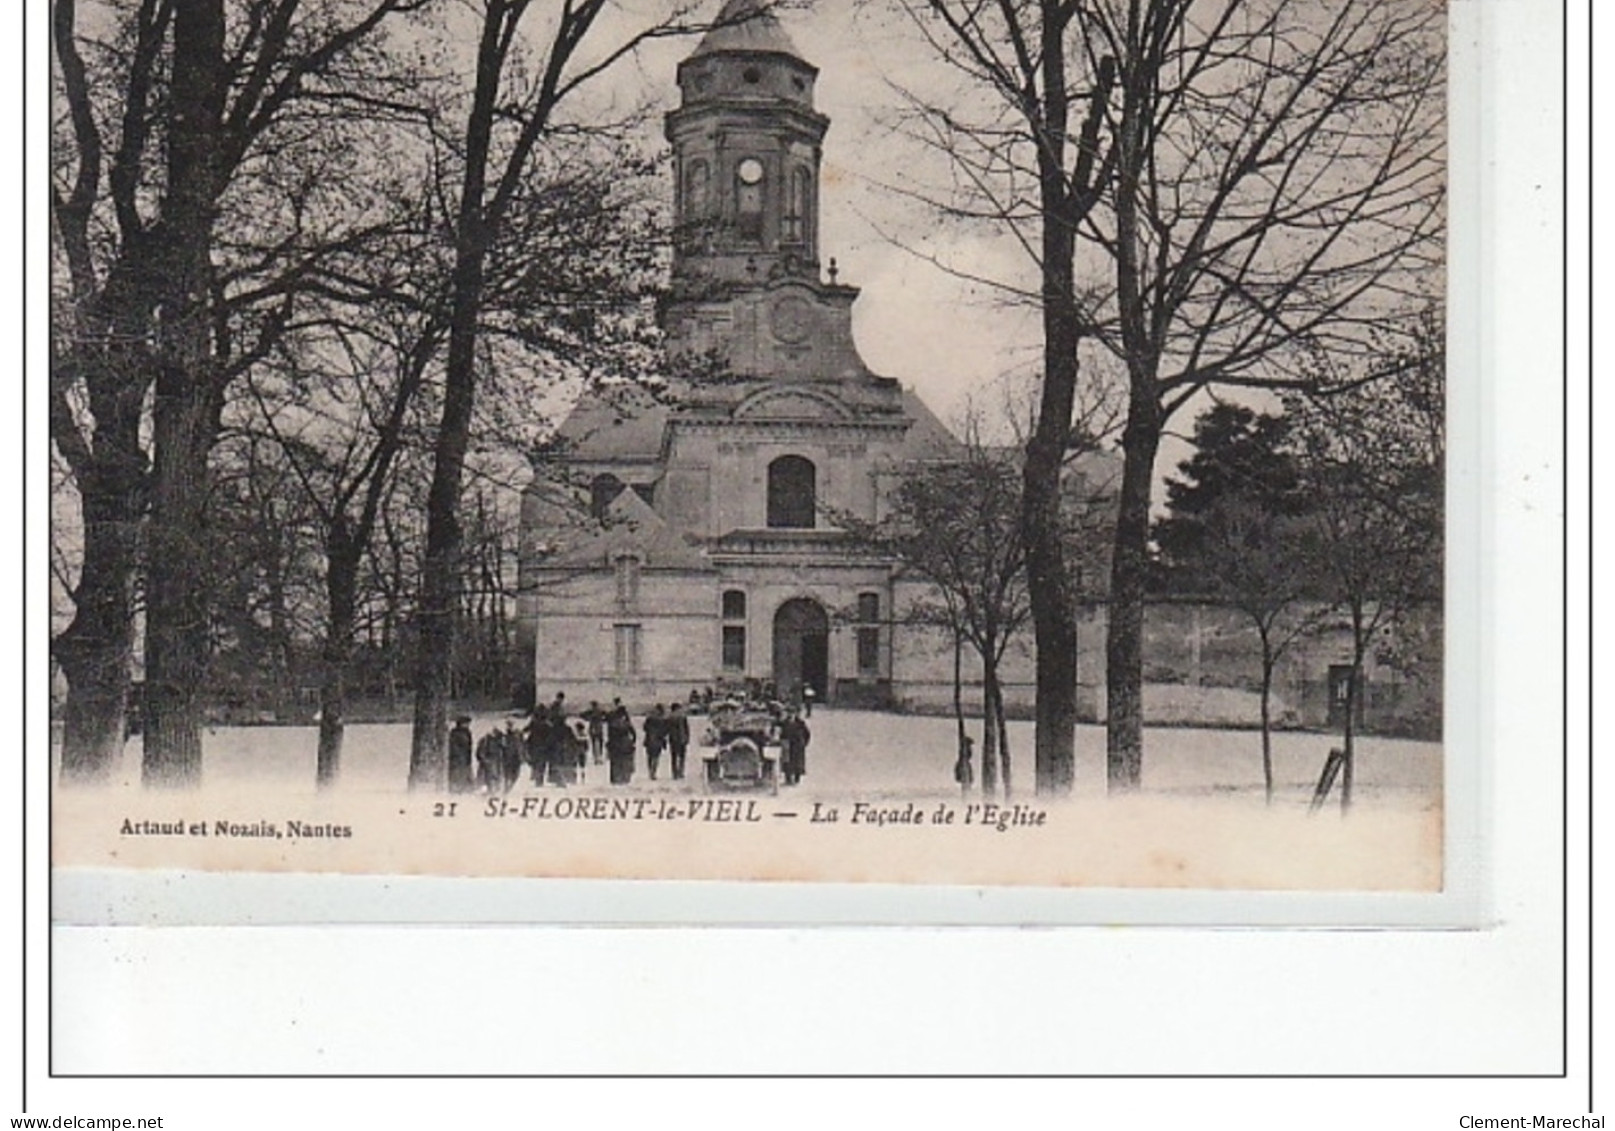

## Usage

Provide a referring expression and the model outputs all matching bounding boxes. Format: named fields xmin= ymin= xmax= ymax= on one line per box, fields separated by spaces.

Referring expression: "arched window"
xmin=856 ymin=592 xmax=880 ymax=674
xmin=590 ymin=473 xmax=625 ymax=520
xmin=784 ymin=165 xmax=811 ymax=246
xmin=767 ymin=455 xmax=816 ymax=529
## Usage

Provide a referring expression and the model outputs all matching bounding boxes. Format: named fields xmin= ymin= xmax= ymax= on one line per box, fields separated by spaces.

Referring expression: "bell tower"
xmin=661 ymin=0 xmax=890 ymax=390
xmin=665 ymin=0 xmax=828 ymax=289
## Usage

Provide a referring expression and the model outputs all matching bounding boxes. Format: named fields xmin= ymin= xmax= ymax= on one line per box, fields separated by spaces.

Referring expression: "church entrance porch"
xmin=772 ymin=597 xmax=829 ymax=704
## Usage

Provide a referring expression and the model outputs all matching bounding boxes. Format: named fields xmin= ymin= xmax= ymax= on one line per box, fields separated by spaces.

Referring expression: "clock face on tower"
xmin=737 ymin=157 xmax=764 ymax=185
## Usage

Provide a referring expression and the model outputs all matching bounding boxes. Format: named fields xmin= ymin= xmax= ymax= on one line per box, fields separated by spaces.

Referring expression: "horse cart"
xmin=701 ymin=706 xmax=780 ymax=795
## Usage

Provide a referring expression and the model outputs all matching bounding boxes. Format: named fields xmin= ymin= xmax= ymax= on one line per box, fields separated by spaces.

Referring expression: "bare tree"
xmin=885 ymin=0 xmax=1118 ymax=796
xmin=880 ymin=0 xmax=1442 ymax=794
xmin=239 ymin=296 xmax=443 ymax=785
xmin=51 ymin=0 xmax=426 ymax=785
xmin=1181 ymin=497 xmax=1326 ymax=801
xmin=203 ymin=429 xmax=335 ymax=721
xmin=406 ymin=0 xmax=736 ymax=790
xmin=1080 ymin=0 xmax=1444 ymax=789
xmin=841 ymin=425 xmax=1030 ymax=796
xmin=838 ymin=388 xmax=1116 ymax=796
xmin=1289 ymin=316 xmax=1443 ymax=812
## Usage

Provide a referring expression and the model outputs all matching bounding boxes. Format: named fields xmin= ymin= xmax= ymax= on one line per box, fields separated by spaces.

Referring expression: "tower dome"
xmin=686 ymin=0 xmax=809 ymax=67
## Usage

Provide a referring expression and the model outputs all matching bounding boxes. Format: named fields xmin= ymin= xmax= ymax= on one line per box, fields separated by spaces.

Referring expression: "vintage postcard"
xmin=46 ymin=0 xmax=1464 ymax=919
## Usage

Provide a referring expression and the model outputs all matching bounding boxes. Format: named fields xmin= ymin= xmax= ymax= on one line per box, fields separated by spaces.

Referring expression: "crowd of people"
xmin=689 ymin=679 xmax=814 ymax=718
xmin=442 ymin=685 xmax=817 ymax=794
xmin=445 ymin=694 xmax=694 ymax=795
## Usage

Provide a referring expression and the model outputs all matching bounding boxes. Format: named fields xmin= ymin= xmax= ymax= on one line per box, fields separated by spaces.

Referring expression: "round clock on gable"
xmin=737 ymin=157 xmax=764 ymax=185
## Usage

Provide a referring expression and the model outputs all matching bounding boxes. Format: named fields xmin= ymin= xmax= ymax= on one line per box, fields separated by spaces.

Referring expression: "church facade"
xmin=516 ymin=0 xmax=988 ymax=709
xmin=511 ymin=0 xmax=1436 ymax=737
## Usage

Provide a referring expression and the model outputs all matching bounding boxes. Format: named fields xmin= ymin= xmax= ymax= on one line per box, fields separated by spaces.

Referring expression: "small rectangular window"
xmin=722 ymin=625 xmax=746 ymax=671
xmin=857 ymin=626 xmax=879 ymax=674
xmin=615 ymin=624 xmax=642 ymax=676
xmin=722 ymin=590 xmax=747 ymax=620
xmin=857 ymin=592 xmax=880 ymax=623
xmin=615 ymin=556 xmax=640 ymax=606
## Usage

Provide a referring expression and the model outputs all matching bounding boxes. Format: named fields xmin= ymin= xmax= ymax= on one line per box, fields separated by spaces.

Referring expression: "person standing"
xmin=546 ymin=702 xmax=574 ymax=787
xmin=569 ymin=722 xmax=589 ymax=783
xmin=448 ymin=715 xmax=475 ymax=793
xmin=525 ymin=708 xmax=551 ymax=787
xmin=475 ymin=724 xmax=502 ymax=793
xmin=500 ymin=715 xmax=525 ymax=793
xmin=606 ymin=703 xmax=637 ymax=785
xmin=954 ymin=734 xmax=975 ymax=797
xmin=643 ymin=704 xmax=668 ymax=780
xmin=668 ymin=703 xmax=691 ymax=780
xmin=801 ymin=683 xmax=815 ymax=717
xmin=586 ymin=701 xmax=606 ymax=765
xmin=779 ymin=709 xmax=810 ymax=786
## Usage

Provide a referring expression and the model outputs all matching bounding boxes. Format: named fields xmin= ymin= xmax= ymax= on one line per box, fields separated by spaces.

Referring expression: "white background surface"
xmin=8 ymin=0 xmax=1597 ymax=1126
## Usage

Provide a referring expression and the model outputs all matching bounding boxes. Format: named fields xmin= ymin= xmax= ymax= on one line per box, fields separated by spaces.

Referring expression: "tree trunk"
xmin=140 ymin=0 xmax=227 ymax=788
xmin=52 ymin=0 xmax=159 ymax=784
xmin=142 ymin=380 xmax=221 ymax=787
xmin=1104 ymin=397 xmax=1162 ymax=791
xmin=317 ymin=533 xmax=361 ymax=789
xmin=1022 ymin=333 xmax=1080 ymax=797
xmin=56 ymin=641 xmax=132 ymax=785
xmin=980 ymin=650 xmax=999 ymax=799
xmin=1018 ymin=0 xmax=1087 ymax=798
xmin=409 ymin=253 xmax=486 ymax=790
xmin=55 ymin=442 xmax=144 ymax=784
xmin=1341 ymin=604 xmax=1367 ymax=815
xmin=1257 ymin=621 xmax=1275 ymax=805
xmin=989 ymin=664 xmax=1011 ymax=798
xmin=408 ymin=0 xmax=518 ymax=791
xmin=952 ymin=629 xmax=969 ymax=793
xmin=317 ymin=671 xmax=347 ymax=789
xmin=1341 ymin=666 xmax=1357 ymax=814
xmin=1259 ymin=658 xmax=1275 ymax=806
xmin=263 ymin=521 xmax=294 ymax=716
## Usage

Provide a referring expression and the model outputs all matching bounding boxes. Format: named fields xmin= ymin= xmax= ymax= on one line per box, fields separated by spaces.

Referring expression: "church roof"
xmin=687 ymin=0 xmax=808 ymax=63
xmin=547 ymin=489 xmax=711 ymax=571
xmin=553 ymin=388 xmax=669 ymax=462
xmin=896 ymin=388 xmax=965 ymax=460
xmin=555 ymin=383 xmax=961 ymax=462
xmin=1064 ymin=446 xmax=1124 ymax=496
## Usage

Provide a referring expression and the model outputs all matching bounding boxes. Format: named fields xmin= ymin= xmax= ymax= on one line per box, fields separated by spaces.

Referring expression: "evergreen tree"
xmin=1153 ymin=405 xmax=1302 ymax=594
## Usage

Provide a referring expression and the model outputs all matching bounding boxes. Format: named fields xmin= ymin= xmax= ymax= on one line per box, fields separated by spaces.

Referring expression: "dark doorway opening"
xmin=1326 ymin=663 xmax=1360 ymax=729
xmin=773 ymin=597 xmax=829 ymax=702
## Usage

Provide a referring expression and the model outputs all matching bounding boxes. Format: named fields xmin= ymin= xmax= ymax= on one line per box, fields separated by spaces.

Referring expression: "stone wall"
xmin=525 ymin=568 xmax=1441 ymax=737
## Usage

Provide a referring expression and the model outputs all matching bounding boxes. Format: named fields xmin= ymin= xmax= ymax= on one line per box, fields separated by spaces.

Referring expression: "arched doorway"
xmin=773 ymin=597 xmax=829 ymax=702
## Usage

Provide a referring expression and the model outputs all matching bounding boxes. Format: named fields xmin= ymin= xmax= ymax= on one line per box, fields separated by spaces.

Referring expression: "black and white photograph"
xmin=24 ymin=0 xmax=1589 ymax=1109
xmin=47 ymin=0 xmax=1456 ymax=896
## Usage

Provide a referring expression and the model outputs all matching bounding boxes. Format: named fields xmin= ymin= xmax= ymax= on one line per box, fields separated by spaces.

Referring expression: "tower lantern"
xmin=666 ymin=0 xmax=829 ymax=288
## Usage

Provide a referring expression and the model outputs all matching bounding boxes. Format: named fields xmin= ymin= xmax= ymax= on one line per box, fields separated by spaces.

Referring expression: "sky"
xmin=577 ymin=0 xmax=1447 ymax=485
xmin=582 ymin=0 xmax=1052 ymax=435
